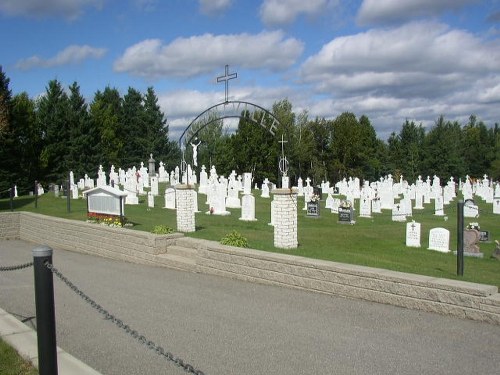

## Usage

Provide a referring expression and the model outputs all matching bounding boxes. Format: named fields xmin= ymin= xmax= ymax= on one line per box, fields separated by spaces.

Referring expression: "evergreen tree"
xmin=462 ymin=115 xmax=495 ymax=177
xmin=10 ymin=92 xmax=41 ymax=193
xmin=142 ymin=87 xmax=179 ymax=167
xmin=423 ymin=116 xmax=466 ymax=180
xmin=121 ymin=87 xmax=146 ymax=166
xmin=90 ymin=87 xmax=123 ymax=171
xmin=388 ymin=120 xmax=425 ymax=181
xmin=0 ymin=67 xmax=14 ymax=193
xmin=67 ymin=82 xmax=98 ymax=178
xmin=36 ymin=79 xmax=71 ymax=183
xmin=230 ymin=110 xmax=278 ymax=183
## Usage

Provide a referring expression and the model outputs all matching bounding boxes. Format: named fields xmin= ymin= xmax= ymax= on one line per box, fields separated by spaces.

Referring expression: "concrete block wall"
xmin=1 ymin=212 xmax=499 ymax=325
xmin=0 ymin=212 xmax=183 ymax=266
xmin=0 ymin=212 xmax=19 ymax=239
xmin=190 ymin=238 xmax=500 ymax=325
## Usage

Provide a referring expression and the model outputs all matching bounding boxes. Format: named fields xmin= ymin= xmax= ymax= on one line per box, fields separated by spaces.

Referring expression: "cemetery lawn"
xmin=1 ymin=189 xmax=499 ymax=289
xmin=0 ymin=337 xmax=38 ymax=375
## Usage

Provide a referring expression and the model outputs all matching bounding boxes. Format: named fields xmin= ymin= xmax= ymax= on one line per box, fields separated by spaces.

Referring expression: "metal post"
xmin=67 ymin=177 xmax=71 ymax=213
xmin=9 ymin=184 xmax=14 ymax=212
xmin=32 ymin=245 xmax=58 ymax=375
xmin=457 ymin=200 xmax=464 ymax=276
xmin=34 ymin=180 xmax=38 ymax=208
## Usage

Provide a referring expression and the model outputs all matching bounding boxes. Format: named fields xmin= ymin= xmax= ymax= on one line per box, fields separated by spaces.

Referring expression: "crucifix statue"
xmin=191 ymin=139 xmax=201 ymax=167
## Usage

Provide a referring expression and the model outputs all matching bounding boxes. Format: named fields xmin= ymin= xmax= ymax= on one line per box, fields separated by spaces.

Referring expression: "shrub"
xmin=220 ymin=230 xmax=248 ymax=248
xmin=151 ymin=225 xmax=175 ymax=235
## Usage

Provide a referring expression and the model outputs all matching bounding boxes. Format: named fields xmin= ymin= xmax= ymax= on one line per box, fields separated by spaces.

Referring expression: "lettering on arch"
xmin=179 ymin=100 xmax=281 ymax=146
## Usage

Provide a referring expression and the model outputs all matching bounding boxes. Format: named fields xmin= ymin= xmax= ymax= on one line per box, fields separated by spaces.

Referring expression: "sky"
xmin=1 ymin=0 xmax=499 ymax=141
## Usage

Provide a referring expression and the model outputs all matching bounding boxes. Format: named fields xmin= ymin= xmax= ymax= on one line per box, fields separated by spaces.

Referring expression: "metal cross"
xmin=279 ymin=134 xmax=287 ymax=158
xmin=217 ymin=65 xmax=237 ymax=103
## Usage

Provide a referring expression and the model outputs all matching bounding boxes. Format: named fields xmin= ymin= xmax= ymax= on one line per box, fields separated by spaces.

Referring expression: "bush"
xmin=220 ymin=230 xmax=249 ymax=248
xmin=151 ymin=225 xmax=175 ymax=235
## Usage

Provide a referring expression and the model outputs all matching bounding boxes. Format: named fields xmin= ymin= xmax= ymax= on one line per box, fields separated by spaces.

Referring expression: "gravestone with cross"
xmin=406 ymin=221 xmax=421 ymax=248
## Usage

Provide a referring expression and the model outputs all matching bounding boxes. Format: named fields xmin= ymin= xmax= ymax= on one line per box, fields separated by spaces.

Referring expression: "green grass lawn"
xmin=0 ymin=338 xmax=38 ymax=375
xmin=1 ymin=186 xmax=499 ymax=288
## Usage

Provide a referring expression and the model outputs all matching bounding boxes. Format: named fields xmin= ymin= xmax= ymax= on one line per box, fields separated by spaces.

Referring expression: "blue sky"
xmin=1 ymin=0 xmax=499 ymax=140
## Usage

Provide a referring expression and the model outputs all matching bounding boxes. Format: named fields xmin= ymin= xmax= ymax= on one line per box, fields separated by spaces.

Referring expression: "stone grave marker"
xmin=434 ymin=195 xmax=444 ymax=216
xmin=338 ymin=206 xmax=354 ymax=224
xmin=150 ymin=176 xmax=159 ymax=196
xmin=359 ymin=198 xmax=371 ymax=218
xmin=306 ymin=200 xmax=320 ymax=217
xmin=325 ymin=193 xmax=334 ymax=210
xmin=463 ymin=229 xmax=483 ymax=257
xmin=371 ymin=197 xmax=381 ymax=213
xmin=493 ymin=198 xmax=500 ymax=215
xmin=392 ymin=203 xmax=406 ymax=222
xmin=192 ymin=189 xmax=200 ymax=213
xmin=240 ymin=194 xmax=257 ymax=221
xmin=464 ymin=199 xmax=479 ymax=218
xmin=243 ymin=172 xmax=252 ymax=195
xmin=405 ymin=221 xmax=421 ymax=248
xmin=147 ymin=191 xmax=154 ymax=208
xmin=164 ymin=187 xmax=176 ymax=209
xmin=428 ymin=227 xmax=450 ymax=253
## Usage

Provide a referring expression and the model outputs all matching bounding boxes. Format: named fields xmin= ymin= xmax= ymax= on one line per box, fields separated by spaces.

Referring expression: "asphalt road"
xmin=1 ymin=239 xmax=499 ymax=375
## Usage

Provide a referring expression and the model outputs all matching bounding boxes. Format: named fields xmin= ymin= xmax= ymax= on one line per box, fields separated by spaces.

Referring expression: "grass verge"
xmin=1 ymin=186 xmax=499 ymax=288
xmin=0 ymin=337 xmax=38 ymax=375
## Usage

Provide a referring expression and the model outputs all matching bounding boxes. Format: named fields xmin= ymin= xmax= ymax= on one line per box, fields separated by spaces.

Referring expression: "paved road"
xmin=1 ymin=239 xmax=499 ymax=375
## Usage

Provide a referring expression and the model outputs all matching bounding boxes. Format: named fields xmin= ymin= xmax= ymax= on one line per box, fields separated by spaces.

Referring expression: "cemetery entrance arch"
xmin=178 ymin=100 xmax=282 ymax=147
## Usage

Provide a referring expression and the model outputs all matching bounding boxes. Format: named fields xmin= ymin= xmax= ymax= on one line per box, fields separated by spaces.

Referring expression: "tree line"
xmin=1 ymin=66 xmax=499 ymax=196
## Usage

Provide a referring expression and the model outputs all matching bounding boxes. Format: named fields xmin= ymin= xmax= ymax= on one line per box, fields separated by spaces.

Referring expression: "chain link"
xmin=45 ymin=262 xmax=205 ymax=375
xmin=0 ymin=262 xmax=33 ymax=271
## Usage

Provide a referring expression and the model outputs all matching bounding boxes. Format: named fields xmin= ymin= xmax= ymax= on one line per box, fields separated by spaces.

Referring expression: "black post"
xmin=9 ymin=185 xmax=14 ymax=212
xmin=32 ymin=245 xmax=58 ymax=375
xmin=34 ymin=180 xmax=38 ymax=208
xmin=66 ymin=177 xmax=71 ymax=213
xmin=457 ymin=200 xmax=464 ymax=276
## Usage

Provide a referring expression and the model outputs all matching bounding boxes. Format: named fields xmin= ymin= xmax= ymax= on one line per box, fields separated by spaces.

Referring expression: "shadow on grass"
xmin=0 ymin=196 xmax=36 ymax=211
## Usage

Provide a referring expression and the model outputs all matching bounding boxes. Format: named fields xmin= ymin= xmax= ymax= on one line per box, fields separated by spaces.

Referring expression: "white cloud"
xmin=301 ymin=21 xmax=500 ymax=97
xmin=260 ymin=0 xmax=333 ymax=26
xmin=0 ymin=0 xmax=102 ymax=20
xmin=199 ymin=0 xmax=232 ymax=15
xmin=356 ymin=0 xmax=478 ymax=26
xmin=298 ymin=20 xmax=500 ymax=138
xmin=113 ymin=31 xmax=304 ymax=79
xmin=16 ymin=45 xmax=107 ymax=70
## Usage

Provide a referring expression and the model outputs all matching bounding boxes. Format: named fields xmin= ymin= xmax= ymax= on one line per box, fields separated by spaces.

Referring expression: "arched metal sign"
xmin=178 ymin=100 xmax=282 ymax=147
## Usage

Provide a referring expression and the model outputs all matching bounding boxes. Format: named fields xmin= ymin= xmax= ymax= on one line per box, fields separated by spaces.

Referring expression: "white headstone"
xmin=406 ymin=221 xmax=421 ymax=248
xmin=414 ymin=192 xmax=424 ymax=210
xmin=359 ymin=197 xmax=371 ymax=218
xmin=147 ymin=191 xmax=154 ymax=208
xmin=434 ymin=195 xmax=444 ymax=216
xmin=150 ymin=176 xmax=159 ymax=196
xmin=192 ymin=189 xmax=200 ymax=213
xmin=371 ymin=197 xmax=381 ymax=213
xmin=243 ymin=173 xmax=252 ymax=195
xmin=392 ymin=202 xmax=406 ymax=222
xmin=261 ymin=178 xmax=270 ymax=198
xmin=240 ymin=194 xmax=257 ymax=221
xmin=493 ymin=198 xmax=500 ymax=215
xmin=325 ymin=193 xmax=334 ymax=210
xmin=164 ymin=188 xmax=176 ymax=209
xmin=464 ymin=200 xmax=479 ymax=218
xmin=428 ymin=227 xmax=450 ymax=253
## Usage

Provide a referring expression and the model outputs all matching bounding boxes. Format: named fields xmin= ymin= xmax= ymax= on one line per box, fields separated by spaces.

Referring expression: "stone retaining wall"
xmin=1 ymin=212 xmax=183 ymax=266
xmin=1 ymin=211 xmax=499 ymax=325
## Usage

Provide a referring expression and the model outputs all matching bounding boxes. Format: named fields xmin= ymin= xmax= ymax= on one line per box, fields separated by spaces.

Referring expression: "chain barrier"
xmin=0 ymin=261 xmax=33 ymax=271
xmin=44 ymin=262 xmax=205 ymax=375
